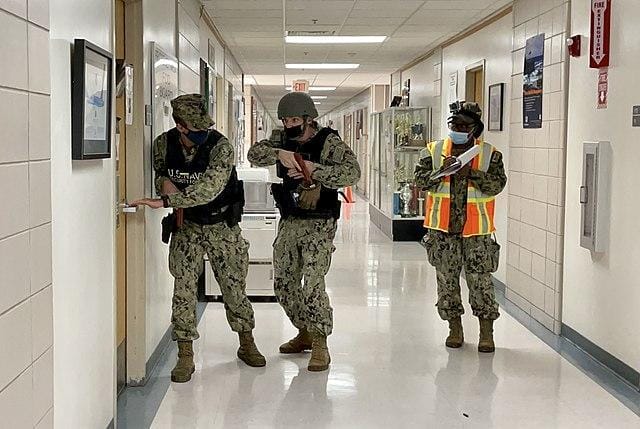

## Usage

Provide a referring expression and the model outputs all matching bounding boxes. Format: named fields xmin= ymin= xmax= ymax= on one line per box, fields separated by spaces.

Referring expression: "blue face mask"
xmin=449 ymin=130 xmax=471 ymax=145
xmin=185 ymin=130 xmax=209 ymax=146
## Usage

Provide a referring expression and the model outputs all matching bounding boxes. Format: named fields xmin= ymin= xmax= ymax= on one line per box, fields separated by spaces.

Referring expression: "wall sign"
xmin=632 ymin=106 xmax=640 ymax=127
xmin=597 ymin=68 xmax=608 ymax=109
xmin=488 ymin=83 xmax=505 ymax=131
xmin=590 ymin=0 xmax=612 ymax=69
xmin=448 ymin=72 xmax=458 ymax=103
xmin=523 ymin=34 xmax=545 ymax=129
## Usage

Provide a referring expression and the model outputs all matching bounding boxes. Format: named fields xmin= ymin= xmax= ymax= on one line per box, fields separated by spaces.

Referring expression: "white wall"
xmin=143 ymin=0 xmax=176 ymax=361
xmin=0 ymin=1 xmax=54 ymax=427
xmin=178 ymin=0 xmax=201 ymax=94
xmin=563 ymin=0 xmax=640 ymax=371
xmin=440 ymin=13 xmax=514 ymax=283
xmin=49 ymin=0 xmax=115 ymax=427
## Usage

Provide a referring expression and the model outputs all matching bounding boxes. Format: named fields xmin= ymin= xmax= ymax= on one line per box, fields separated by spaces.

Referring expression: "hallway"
xmin=120 ymin=202 xmax=638 ymax=428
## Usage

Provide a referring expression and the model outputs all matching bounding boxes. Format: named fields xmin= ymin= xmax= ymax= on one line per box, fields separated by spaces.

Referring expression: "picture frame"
xmin=488 ymin=83 xmax=505 ymax=131
xmin=72 ymin=39 xmax=114 ymax=160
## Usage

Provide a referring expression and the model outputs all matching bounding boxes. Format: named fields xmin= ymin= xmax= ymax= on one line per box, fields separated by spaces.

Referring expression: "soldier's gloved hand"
xmin=443 ymin=156 xmax=457 ymax=168
xmin=297 ymin=182 xmax=322 ymax=210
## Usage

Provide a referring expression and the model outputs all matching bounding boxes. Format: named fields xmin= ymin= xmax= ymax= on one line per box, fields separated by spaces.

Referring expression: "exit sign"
xmin=292 ymin=80 xmax=309 ymax=92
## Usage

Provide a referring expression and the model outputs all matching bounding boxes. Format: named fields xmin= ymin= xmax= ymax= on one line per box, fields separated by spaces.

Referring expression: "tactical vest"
xmin=424 ymin=138 xmax=496 ymax=237
xmin=272 ymin=127 xmax=341 ymax=219
xmin=164 ymin=128 xmax=244 ymax=225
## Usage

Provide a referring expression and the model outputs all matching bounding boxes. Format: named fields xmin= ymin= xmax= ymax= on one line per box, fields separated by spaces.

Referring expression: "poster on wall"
xmin=523 ymin=34 xmax=545 ymax=129
xmin=448 ymin=72 xmax=458 ymax=103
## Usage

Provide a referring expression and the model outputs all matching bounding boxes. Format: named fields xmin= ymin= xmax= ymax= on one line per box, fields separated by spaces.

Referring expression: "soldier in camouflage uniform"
xmin=132 ymin=94 xmax=265 ymax=383
xmin=415 ymin=101 xmax=507 ymax=353
xmin=247 ymin=92 xmax=360 ymax=371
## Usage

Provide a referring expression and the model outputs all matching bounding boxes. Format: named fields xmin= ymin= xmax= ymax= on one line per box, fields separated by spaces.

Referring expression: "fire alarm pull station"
xmin=580 ymin=141 xmax=611 ymax=252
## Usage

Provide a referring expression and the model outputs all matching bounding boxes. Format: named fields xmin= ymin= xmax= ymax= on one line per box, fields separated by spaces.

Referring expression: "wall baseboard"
xmin=562 ymin=323 xmax=640 ymax=391
xmin=494 ymin=276 xmax=640 ymax=415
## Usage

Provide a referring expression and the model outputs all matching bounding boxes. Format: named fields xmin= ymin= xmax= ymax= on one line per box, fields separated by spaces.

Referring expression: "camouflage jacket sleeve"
xmin=414 ymin=146 xmax=443 ymax=191
xmin=468 ymin=150 xmax=507 ymax=196
xmin=312 ymin=133 xmax=361 ymax=189
xmin=247 ymin=129 xmax=284 ymax=167
xmin=167 ymin=138 xmax=234 ymax=208
xmin=152 ymin=133 xmax=170 ymax=195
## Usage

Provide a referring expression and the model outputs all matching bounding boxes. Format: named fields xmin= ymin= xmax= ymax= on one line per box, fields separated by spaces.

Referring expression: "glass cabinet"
xmin=369 ymin=107 xmax=431 ymax=241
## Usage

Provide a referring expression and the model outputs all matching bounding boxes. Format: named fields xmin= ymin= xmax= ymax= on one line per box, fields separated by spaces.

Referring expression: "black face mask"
xmin=184 ymin=130 xmax=209 ymax=146
xmin=284 ymin=124 xmax=304 ymax=139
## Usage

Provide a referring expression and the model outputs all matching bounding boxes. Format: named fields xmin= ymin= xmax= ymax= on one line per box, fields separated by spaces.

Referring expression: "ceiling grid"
xmin=202 ymin=0 xmax=513 ymax=117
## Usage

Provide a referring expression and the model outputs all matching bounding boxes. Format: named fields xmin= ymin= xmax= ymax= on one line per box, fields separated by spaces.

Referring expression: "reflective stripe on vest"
xmin=424 ymin=138 xmax=496 ymax=237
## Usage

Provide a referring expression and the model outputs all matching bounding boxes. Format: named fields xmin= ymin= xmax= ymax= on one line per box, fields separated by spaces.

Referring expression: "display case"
xmin=369 ymin=107 xmax=431 ymax=241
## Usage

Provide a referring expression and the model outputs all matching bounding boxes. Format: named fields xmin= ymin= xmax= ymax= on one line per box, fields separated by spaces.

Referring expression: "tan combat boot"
xmin=279 ymin=328 xmax=313 ymax=354
xmin=445 ymin=317 xmax=464 ymax=348
xmin=237 ymin=331 xmax=266 ymax=367
xmin=478 ymin=319 xmax=496 ymax=353
xmin=308 ymin=334 xmax=331 ymax=372
xmin=171 ymin=340 xmax=195 ymax=383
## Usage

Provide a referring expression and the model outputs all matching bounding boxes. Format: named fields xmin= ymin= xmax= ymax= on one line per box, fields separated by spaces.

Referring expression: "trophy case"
xmin=369 ymin=107 xmax=432 ymax=241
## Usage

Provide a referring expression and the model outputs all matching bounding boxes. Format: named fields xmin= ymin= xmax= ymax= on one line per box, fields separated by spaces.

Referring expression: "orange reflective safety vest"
xmin=423 ymin=138 xmax=496 ymax=237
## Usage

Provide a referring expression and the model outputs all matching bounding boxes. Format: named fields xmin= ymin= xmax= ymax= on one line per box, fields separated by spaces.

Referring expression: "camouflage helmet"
xmin=448 ymin=100 xmax=484 ymax=136
xmin=277 ymin=92 xmax=318 ymax=120
xmin=170 ymin=94 xmax=214 ymax=130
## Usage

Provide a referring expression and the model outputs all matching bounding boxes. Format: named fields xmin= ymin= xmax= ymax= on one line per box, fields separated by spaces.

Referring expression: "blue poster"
xmin=523 ymin=34 xmax=545 ymax=128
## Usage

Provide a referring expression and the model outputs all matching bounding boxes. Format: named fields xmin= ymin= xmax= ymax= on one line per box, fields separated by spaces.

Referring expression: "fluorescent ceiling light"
xmin=286 ymin=86 xmax=336 ymax=91
xmin=285 ymin=35 xmax=387 ymax=44
xmin=311 ymin=96 xmax=327 ymax=100
xmin=314 ymin=102 xmax=322 ymax=105
xmin=286 ymin=64 xmax=359 ymax=70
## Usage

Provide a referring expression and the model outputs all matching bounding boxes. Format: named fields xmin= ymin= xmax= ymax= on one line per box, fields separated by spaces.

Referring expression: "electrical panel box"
xmin=580 ymin=141 xmax=611 ymax=252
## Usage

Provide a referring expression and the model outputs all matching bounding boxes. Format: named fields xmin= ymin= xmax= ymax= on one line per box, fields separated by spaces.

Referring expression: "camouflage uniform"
xmin=154 ymin=94 xmax=255 ymax=341
xmin=247 ymin=130 xmax=360 ymax=336
xmin=415 ymin=143 xmax=507 ymax=321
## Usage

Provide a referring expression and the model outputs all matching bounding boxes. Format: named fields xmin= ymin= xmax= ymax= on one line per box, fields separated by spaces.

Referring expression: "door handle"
xmin=579 ymin=186 xmax=588 ymax=204
xmin=120 ymin=203 xmax=138 ymax=213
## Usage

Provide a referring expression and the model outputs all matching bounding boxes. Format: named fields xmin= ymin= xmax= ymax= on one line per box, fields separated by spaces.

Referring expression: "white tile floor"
xmin=148 ymin=202 xmax=639 ymax=428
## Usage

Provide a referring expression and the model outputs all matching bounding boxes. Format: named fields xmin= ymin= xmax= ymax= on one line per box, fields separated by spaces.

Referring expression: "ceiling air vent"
xmin=286 ymin=30 xmax=336 ymax=36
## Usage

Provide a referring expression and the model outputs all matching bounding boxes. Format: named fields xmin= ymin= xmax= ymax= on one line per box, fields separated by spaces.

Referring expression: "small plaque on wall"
xmin=72 ymin=39 xmax=114 ymax=160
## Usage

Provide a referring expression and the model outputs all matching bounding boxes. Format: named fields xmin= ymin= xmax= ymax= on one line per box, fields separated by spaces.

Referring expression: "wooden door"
xmin=115 ymin=0 xmax=127 ymax=395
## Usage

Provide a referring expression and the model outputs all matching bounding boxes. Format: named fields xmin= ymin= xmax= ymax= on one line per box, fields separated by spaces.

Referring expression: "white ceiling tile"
xmin=204 ymin=0 xmax=283 ymax=10
xmin=354 ymin=0 xmax=424 ymax=11
xmin=421 ymin=0 xmax=493 ymax=9
xmin=344 ymin=17 xmax=406 ymax=26
xmin=204 ymin=0 xmax=510 ymax=113
xmin=211 ymin=9 xmax=282 ymax=18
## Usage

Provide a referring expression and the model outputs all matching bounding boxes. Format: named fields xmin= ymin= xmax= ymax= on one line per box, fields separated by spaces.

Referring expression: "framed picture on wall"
xmin=488 ymin=83 xmax=505 ymax=131
xmin=72 ymin=39 xmax=114 ymax=160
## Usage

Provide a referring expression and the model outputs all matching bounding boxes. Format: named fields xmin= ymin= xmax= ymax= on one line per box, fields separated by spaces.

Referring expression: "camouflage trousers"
xmin=169 ymin=221 xmax=255 ymax=341
xmin=273 ymin=217 xmax=337 ymax=337
xmin=423 ymin=230 xmax=500 ymax=321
